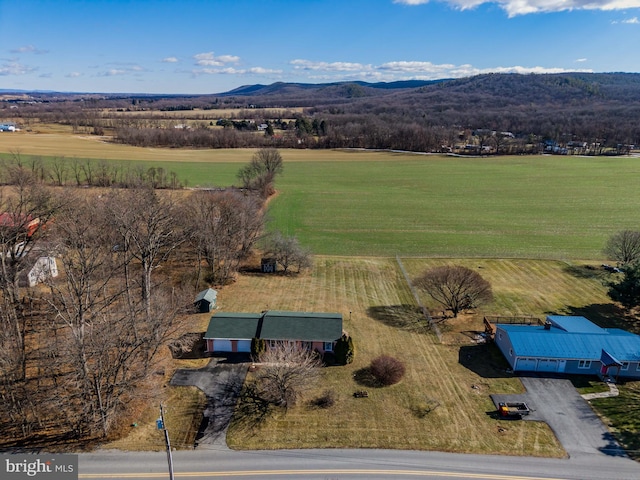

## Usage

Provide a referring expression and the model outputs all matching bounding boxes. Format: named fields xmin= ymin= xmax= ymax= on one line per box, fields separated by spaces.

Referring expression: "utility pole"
xmin=159 ymin=404 xmax=174 ymax=480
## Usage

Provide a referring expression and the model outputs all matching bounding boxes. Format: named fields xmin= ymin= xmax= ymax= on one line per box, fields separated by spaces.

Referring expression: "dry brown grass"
xmin=223 ymin=256 xmax=572 ymax=456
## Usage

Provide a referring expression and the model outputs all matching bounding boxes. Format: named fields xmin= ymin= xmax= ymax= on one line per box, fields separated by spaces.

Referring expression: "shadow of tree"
xmin=562 ymin=263 xmax=609 ymax=281
xmin=353 ymin=367 xmax=384 ymax=388
xmin=226 ymin=383 xmax=274 ymax=433
xmin=458 ymin=343 xmax=515 ymax=379
xmin=366 ymin=305 xmax=429 ymax=333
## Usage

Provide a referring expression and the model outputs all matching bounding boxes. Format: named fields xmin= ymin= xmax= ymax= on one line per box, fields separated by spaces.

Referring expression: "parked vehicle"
xmin=498 ymin=402 xmax=530 ymax=418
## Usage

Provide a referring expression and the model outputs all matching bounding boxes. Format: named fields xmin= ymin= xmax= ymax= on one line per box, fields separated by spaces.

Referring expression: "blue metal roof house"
xmin=494 ymin=315 xmax=640 ymax=379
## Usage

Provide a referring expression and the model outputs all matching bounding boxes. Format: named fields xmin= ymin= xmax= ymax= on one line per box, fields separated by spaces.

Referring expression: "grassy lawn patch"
xmin=591 ymin=381 xmax=640 ymax=460
xmin=223 ymin=257 xmax=564 ymax=456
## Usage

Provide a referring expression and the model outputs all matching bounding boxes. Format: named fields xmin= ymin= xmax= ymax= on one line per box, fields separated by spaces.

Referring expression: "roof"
xmin=261 ymin=311 xmax=343 ymax=342
xmin=195 ymin=288 xmax=217 ymax=303
xmin=497 ymin=319 xmax=640 ymax=362
xmin=204 ymin=312 xmax=261 ymax=340
xmin=203 ymin=310 xmax=343 ymax=343
xmin=546 ymin=315 xmax=604 ymax=334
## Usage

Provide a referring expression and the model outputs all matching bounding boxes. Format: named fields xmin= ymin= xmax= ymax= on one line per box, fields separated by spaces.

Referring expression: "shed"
xmin=194 ymin=288 xmax=218 ymax=313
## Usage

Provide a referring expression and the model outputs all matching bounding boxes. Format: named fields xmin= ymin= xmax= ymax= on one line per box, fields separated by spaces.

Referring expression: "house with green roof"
xmin=495 ymin=315 xmax=640 ymax=380
xmin=204 ymin=310 xmax=343 ymax=354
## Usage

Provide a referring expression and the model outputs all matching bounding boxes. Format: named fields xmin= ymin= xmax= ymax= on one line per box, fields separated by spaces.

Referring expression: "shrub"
xmin=334 ymin=333 xmax=355 ymax=365
xmin=369 ymin=355 xmax=406 ymax=386
xmin=251 ymin=337 xmax=266 ymax=358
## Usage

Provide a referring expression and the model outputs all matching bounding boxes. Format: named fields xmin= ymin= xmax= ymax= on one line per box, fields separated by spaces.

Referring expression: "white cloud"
xmin=0 ymin=61 xmax=35 ymax=76
xmin=11 ymin=45 xmax=48 ymax=54
xmin=289 ymin=58 xmax=590 ymax=82
xmin=194 ymin=66 xmax=281 ymax=76
xmin=100 ymin=69 xmax=128 ymax=76
xmin=622 ymin=15 xmax=640 ymax=22
xmin=575 ymin=58 xmax=588 ymax=62
xmin=193 ymin=52 xmax=240 ymax=67
xmin=394 ymin=0 xmax=640 ymax=17
xmin=291 ymin=59 xmax=372 ymax=72
xmin=162 ymin=57 xmax=179 ymax=63
xmin=66 ymin=72 xmax=82 ymax=78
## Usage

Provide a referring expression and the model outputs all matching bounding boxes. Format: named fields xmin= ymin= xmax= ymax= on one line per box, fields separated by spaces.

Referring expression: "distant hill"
xmin=221 ymin=79 xmax=448 ymax=98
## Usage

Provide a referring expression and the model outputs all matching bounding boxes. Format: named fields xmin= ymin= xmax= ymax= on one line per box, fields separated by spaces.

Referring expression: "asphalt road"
xmin=78 ymin=448 xmax=640 ymax=480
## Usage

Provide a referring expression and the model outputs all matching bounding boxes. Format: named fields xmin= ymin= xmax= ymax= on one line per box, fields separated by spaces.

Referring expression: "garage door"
xmin=516 ymin=358 xmax=538 ymax=371
xmin=237 ymin=340 xmax=251 ymax=353
xmin=537 ymin=359 xmax=558 ymax=372
xmin=212 ymin=339 xmax=232 ymax=352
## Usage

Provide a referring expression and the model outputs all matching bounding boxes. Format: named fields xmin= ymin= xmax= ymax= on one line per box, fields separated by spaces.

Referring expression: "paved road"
xmin=78 ymin=448 xmax=640 ymax=480
xmin=491 ymin=375 xmax=626 ymax=458
xmin=170 ymin=355 xmax=249 ymax=447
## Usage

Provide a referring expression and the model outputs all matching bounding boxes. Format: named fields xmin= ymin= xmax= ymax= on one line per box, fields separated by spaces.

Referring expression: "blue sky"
xmin=1 ymin=0 xmax=639 ymax=94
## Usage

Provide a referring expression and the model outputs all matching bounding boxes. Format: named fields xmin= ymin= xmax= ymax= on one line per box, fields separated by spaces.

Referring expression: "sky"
xmin=1 ymin=0 xmax=640 ymax=94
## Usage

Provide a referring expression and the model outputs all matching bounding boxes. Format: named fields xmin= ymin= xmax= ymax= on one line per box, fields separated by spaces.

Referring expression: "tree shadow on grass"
xmin=367 ymin=305 xmax=430 ymax=334
xmin=353 ymin=367 xmax=384 ymax=389
xmin=458 ymin=343 xmax=515 ymax=379
xmin=562 ymin=263 xmax=609 ymax=281
xmin=224 ymin=383 xmax=274 ymax=434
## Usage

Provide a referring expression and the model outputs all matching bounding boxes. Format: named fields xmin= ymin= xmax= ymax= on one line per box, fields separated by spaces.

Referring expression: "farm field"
xmin=2 ymin=133 xmax=640 ymax=259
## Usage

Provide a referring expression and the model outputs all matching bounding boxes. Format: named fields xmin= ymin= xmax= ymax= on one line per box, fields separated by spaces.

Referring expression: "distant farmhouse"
xmin=204 ymin=310 xmax=343 ymax=354
xmin=494 ymin=315 xmax=640 ymax=380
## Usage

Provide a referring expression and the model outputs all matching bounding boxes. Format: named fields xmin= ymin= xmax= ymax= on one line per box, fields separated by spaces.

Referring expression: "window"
xmin=509 ymin=349 xmax=513 ymax=357
xmin=578 ymin=360 xmax=591 ymax=369
xmin=621 ymin=362 xmax=629 ymax=371
xmin=498 ymin=332 xmax=503 ymax=340
xmin=636 ymin=363 xmax=640 ymax=372
xmin=323 ymin=342 xmax=333 ymax=352
xmin=267 ymin=339 xmax=277 ymax=349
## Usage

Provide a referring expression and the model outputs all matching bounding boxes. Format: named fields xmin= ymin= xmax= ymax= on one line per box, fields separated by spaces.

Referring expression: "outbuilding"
xmin=194 ymin=288 xmax=218 ymax=313
xmin=495 ymin=315 xmax=640 ymax=380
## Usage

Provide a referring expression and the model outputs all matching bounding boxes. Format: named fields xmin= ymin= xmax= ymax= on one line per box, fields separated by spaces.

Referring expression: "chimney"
xmin=544 ymin=321 xmax=551 ymax=330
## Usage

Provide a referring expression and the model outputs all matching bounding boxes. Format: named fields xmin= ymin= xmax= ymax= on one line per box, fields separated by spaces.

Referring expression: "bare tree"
xmin=184 ymin=189 xmax=264 ymax=285
xmin=413 ymin=265 xmax=493 ymax=318
xmin=264 ymin=232 xmax=313 ymax=274
xmin=255 ymin=341 xmax=322 ymax=409
xmin=603 ymin=230 xmax=640 ymax=266
xmin=237 ymin=148 xmax=283 ymax=197
xmin=45 ymin=193 xmax=188 ymax=437
xmin=104 ymin=188 xmax=184 ymax=314
xmin=0 ymin=167 xmax=61 ymax=379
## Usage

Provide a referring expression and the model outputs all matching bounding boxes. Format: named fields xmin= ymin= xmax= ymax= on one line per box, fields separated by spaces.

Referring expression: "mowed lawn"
xmin=221 ymin=256 xmax=579 ymax=456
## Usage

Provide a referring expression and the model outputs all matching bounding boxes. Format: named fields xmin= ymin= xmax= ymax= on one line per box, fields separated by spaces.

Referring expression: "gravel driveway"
xmin=170 ymin=355 xmax=249 ymax=448
xmin=491 ymin=375 xmax=626 ymax=458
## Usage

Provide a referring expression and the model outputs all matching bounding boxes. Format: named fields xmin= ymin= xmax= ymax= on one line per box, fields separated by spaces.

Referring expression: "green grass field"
xmin=2 ymin=141 xmax=640 ymax=259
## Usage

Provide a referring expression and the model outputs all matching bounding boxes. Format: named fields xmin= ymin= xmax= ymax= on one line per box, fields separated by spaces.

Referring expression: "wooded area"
xmin=0 ymin=151 xmax=284 ymax=447
xmin=2 ymin=72 xmax=640 ymax=154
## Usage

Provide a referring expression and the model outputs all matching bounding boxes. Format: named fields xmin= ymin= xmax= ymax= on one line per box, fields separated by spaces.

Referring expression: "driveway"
xmin=170 ymin=354 xmax=249 ymax=448
xmin=491 ymin=375 xmax=626 ymax=458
